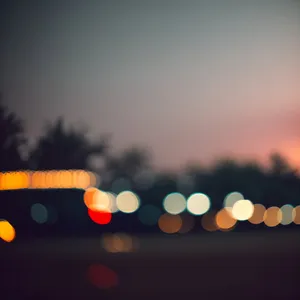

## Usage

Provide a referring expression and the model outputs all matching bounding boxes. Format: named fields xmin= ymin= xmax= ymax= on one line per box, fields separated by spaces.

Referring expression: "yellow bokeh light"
xmin=215 ymin=208 xmax=237 ymax=231
xmin=232 ymin=200 xmax=254 ymax=221
xmin=0 ymin=220 xmax=16 ymax=243
xmin=248 ymin=204 xmax=266 ymax=225
xmin=92 ymin=190 xmax=111 ymax=212
xmin=116 ymin=191 xmax=140 ymax=214
xmin=264 ymin=206 xmax=282 ymax=227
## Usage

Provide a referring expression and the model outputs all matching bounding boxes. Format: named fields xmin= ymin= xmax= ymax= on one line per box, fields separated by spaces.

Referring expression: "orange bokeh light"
xmin=0 ymin=171 xmax=30 ymax=190
xmin=0 ymin=220 xmax=16 ymax=243
xmin=248 ymin=204 xmax=266 ymax=225
xmin=102 ymin=233 xmax=136 ymax=253
xmin=76 ymin=170 xmax=91 ymax=189
xmin=293 ymin=206 xmax=300 ymax=225
xmin=201 ymin=211 xmax=218 ymax=232
xmin=0 ymin=170 xmax=95 ymax=190
xmin=84 ymin=188 xmax=112 ymax=212
xmin=158 ymin=213 xmax=182 ymax=234
xmin=84 ymin=187 xmax=98 ymax=207
xmin=264 ymin=206 xmax=282 ymax=227
xmin=215 ymin=208 xmax=237 ymax=231
xmin=31 ymin=171 xmax=46 ymax=188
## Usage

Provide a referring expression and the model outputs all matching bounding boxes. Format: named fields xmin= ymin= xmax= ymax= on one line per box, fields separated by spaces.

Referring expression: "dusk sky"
xmin=1 ymin=0 xmax=300 ymax=170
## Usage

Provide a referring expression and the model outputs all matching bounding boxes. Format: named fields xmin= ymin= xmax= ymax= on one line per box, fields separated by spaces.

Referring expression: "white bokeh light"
xmin=116 ymin=191 xmax=140 ymax=214
xmin=224 ymin=192 xmax=244 ymax=211
xmin=187 ymin=193 xmax=210 ymax=216
xmin=106 ymin=192 xmax=119 ymax=213
xmin=163 ymin=192 xmax=186 ymax=215
xmin=280 ymin=204 xmax=295 ymax=225
xmin=232 ymin=199 xmax=254 ymax=221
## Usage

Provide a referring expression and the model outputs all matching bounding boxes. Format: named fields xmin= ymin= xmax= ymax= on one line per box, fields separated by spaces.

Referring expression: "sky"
xmin=1 ymin=0 xmax=300 ymax=170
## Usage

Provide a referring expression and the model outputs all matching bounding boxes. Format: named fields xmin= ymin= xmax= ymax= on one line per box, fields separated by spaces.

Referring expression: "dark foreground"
xmin=1 ymin=231 xmax=300 ymax=300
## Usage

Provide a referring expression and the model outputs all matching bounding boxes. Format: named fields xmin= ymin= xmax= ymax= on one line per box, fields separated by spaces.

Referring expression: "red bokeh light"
xmin=87 ymin=264 xmax=118 ymax=289
xmin=88 ymin=208 xmax=112 ymax=225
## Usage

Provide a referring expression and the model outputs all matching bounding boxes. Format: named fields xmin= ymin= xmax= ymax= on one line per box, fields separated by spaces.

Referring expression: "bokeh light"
xmin=106 ymin=192 xmax=119 ymax=213
xmin=158 ymin=213 xmax=182 ymax=234
xmin=102 ymin=233 xmax=137 ymax=253
xmin=163 ymin=192 xmax=186 ymax=215
xmin=31 ymin=171 xmax=45 ymax=189
xmin=76 ymin=170 xmax=92 ymax=189
xmin=138 ymin=204 xmax=161 ymax=226
xmin=0 ymin=171 xmax=30 ymax=190
xmin=84 ymin=188 xmax=111 ymax=212
xmin=31 ymin=203 xmax=48 ymax=224
xmin=0 ymin=220 xmax=16 ymax=242
xmin=88 ymin=209 xmax=112 ymax=225
xmin=179 ymin=214 xmax=195 ymax=234
xmin=88 ymin=171 xmax=99 ymax=188
xmin=201 ymin=211 xmax=218 ymax=232
xmin=92 ymin=190 xmax=111 ymax=211
xmin=248 ymin=204 xmax=266 ymax=225
xmin=187 ymin=193 xmax=210 ymax=216
xmin=232 ymin=199 xmax=254 ymax=221
xmin=58 ymin=170 xmax=73 ymax=188
xmin=215 ymin=208 xmax=237 ymax=231
xmin=87 ymin=264 xmax=118 ymax=289
xmin=30 ymin=170 xmax=93 ymax=189
xmin=280 ymin=204 xmax=295 ymax=225
xmin=116 ymin=191 xmax=140 ymax=213
xmin=293 ymin=205 xmax=300 ymax=225
xmin=264 ymin=206 xmax=282 ymax=227
xmin=0 ymin=170 xmax=100 ymax=190
xmin=223 ymin=192 xmax=244 ymax=211
xmin=84 ymin=187 xmax=99 ymax=208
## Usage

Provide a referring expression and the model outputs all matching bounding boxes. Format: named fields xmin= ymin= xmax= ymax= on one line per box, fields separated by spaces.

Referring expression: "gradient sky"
xmin=1 ymin=0 xmax=300 ymax=170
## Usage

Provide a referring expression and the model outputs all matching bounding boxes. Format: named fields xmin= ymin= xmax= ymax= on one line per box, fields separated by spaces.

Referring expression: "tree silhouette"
xmin=29 ymin=117 xmax=109 ymax=171
xmin=268 ymin=152 xmax=294 ymax=176
xmin=0 ymin=98 xmax=27 ymax=171
xmin=119 ymin=146 xmax=151 ymax=177
xmin=263 ymin=152 xmax=300 ymax=206
xmin=103 ymin=146 xmax=151 ymax=188
xmin=198 ymin=158 xmax=267 ymax=208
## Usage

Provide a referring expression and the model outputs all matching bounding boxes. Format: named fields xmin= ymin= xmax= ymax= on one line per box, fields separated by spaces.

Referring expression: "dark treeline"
xmin=1 ymin=99 xmax=300 ymax=237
